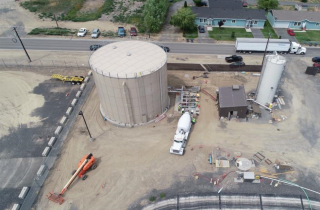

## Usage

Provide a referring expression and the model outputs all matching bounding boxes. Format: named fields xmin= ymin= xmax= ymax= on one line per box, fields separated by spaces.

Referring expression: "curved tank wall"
xmin=89 ymin=41 xmax=168 ymax=126
xmin=255 ymin=54 xmax=286 ymax=106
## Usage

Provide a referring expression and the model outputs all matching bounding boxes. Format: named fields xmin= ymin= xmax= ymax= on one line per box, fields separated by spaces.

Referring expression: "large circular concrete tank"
xmin=255 ymin=54 xmax=286 ymax=106
xmin=89 ymin=41 xmax=168 ymax=127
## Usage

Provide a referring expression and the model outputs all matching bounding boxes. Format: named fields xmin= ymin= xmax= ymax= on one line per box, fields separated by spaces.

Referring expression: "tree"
xmin=143 ymin=0 xmax=169 ymax=33
xmin=170 ymin=7 xmax=196 ymax=33
xmin=218 ymin=20 xmax=224 ymax=28
xmin=257 ymin=0 xmax=279 ymax=10
xmin=184 ymin=1 xmax=188 ymax=7
xmin=193 ymin=0 xmax=202 ymax=7
xmin=301 ymin=0 xmax=307 ymax=2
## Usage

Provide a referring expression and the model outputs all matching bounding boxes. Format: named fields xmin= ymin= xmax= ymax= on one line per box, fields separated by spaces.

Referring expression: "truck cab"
xmin=170 ymin=112 xmax=192 ymax=155
xmin=290 ymin=41 xmax=306 ymax=55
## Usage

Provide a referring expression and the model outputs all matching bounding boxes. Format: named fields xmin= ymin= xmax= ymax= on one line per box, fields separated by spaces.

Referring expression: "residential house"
xmin=267 ymin=10 xmax=320 ymax=30
xmin=191 ymin=0 xmax=266 ymax=28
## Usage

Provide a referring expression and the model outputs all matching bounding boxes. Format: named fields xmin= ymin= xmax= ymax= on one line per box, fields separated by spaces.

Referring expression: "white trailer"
xmin=235 ymin=38 xmax=306 ymax=55
xmin=170 ymin=112 xmax=192 ymax=155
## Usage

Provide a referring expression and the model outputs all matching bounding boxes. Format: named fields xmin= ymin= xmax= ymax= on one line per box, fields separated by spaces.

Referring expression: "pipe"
xmin=247 ymin=99 xmax=272 ymax=111
xmin=260 ymin=176 xmax=320 ymax=196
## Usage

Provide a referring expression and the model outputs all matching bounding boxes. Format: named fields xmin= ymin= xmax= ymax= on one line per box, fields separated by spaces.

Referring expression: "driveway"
xmin=196 ymin=27 xmax=215 ymax=43
xmin=274 ymin=28 xmax=298 ymax=42
xmin=251 ymin=28 xmax=265 ymax=38
xmin=159 ymin=0 xmax=194 ymax=42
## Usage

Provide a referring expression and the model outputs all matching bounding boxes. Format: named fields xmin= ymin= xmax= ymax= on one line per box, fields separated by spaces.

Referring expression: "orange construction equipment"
xmin=47 ymin=153 xmax=97 ymax=204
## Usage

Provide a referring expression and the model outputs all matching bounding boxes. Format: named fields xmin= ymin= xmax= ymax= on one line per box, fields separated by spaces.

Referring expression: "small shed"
xmin=218 ymin=85 xmax=247 ymax=119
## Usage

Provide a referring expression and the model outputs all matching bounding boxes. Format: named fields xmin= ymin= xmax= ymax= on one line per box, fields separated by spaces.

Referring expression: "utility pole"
xmin=53 ymin=14 xmax=59 ymax=28
xmin=79 ymin=111 xmax=94 ymax=141
xmin=261 ymin=33 xmax=271 ymax=66
xmin=12 ymin=27 xmax=31 ymax=62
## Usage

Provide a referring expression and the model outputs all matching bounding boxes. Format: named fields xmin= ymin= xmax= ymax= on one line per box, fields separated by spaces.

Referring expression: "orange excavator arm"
xmin=59 ymin=153 xmax=93 ymax=195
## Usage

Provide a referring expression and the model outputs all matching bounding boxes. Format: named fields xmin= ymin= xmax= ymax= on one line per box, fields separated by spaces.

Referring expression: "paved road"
xmin=1 ymin=37 xmax=320 ymax=56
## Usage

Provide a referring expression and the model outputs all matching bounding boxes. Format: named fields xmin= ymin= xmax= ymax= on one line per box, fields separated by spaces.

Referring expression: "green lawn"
xmin=184 ymin=27 xmax=198 ymax=39
xmin=208 ymin=28 xmax=253 ymax=41
xmin=295 ymin=31 xmax=320 ymax=43
xmin=261 ymin=20 xmax=278 ymax=39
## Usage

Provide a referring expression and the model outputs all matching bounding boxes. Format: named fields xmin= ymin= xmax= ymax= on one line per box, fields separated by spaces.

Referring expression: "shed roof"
xmin=219 ymin=86 xmax=247 ymax=108
xmin=271 ymin=10 xmax=320 ymax=22
xmin=192 ymin=7 xmax=266 ymax=20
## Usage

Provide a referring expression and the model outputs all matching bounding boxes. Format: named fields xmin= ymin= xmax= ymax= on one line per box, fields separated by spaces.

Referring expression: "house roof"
xmin=219 ymin=86 xmax=247 ymax=108
xmin=192 ymin=7 xmax=266 ymax=20
xmin=272 ymin=10 xmax=320 ymax=22
xmin=208 ymin=0 xmax=243 ymax=9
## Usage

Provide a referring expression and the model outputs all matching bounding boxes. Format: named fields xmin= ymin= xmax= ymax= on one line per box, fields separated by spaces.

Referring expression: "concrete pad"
xmin=66 ymin=107 xmax=73 ymax=116
xmin=76 ymin=91 xmax=82 ymax=98
xmin=48 ymin=137 xmax=56 ymax=147
xmin=71 ymin=99 xmax=78 ymax=107
xmin=18 ymin=187 xmax=29 ymax=199
xmin=54 ymin=126 xmax=63 ymax=135
xmin=11 ymin=204 xmax=20 ymax=210
xmin=42 ymin=147 xmax=51 ymax=157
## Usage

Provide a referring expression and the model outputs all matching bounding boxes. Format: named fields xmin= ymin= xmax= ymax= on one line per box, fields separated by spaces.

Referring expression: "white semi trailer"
xmin=170 ymin=112 xmax=192 ymax=155
xmin=235 ymin=38 xmax=306 ymax=55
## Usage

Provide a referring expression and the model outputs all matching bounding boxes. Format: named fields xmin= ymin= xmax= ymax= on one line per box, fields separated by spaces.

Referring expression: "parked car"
xmin=160 ymin=46 xmax=170 ymax=52
xmin=91 ymin=29 xmax=100 ymax=38
xmin=90 ymin=45 xmax=102 ymax=51
xmin=225 ymin=55 xmax=243 ymax=63
xmin=287 ymin=29 xmax=295 ymax=36
xmin=242 ymin=0 xmax=248 ymax=7
xmin=130 ymin=27 xmax=137 ymax=36
xmin=313 ymin=62 xmax=320 ymax=68
xmin=312 ymin=57 xmax=320 ymax=62
xmin=230 ymin=61 xmax=245 ymax=68
xmin=77 ymin=28 xmax=87 ymax=37
xmin=201 ymin=1 xmax=207 ymax=6
xmin=118 ymin=27 xmax=126 ymax=37
xmin=198 ymin=26 xmax=205 ymax=33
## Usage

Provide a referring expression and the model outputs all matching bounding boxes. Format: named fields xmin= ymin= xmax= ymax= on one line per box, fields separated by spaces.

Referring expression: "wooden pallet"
xmin=265 ymin=159 xmax=272 ymax=165
xmin=253 ymin=152 xmax=265 ymax=162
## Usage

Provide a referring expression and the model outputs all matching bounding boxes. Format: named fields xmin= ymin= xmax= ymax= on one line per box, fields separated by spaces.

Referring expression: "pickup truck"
xmin=118 ymin=27 xmax=125 ymax=37
xmin=225 ymin=55 xmax=243 ymax=63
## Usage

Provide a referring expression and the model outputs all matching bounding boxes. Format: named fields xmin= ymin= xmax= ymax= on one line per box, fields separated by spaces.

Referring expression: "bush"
xmin=149 ymin=196 xmax=156 ymax=202
xmin=159 ymin=193 xmax=166 ymax=199
xmin=28 ymin=27 xmax=76 ymax=36
xmin=193 ymin=0 xmax=202 ymax=6
xmin=231 ymin=31 xmax=235 ymax=38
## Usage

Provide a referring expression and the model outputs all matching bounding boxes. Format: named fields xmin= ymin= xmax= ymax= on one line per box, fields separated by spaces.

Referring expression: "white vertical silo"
xmin=255 ymin=54 xmax=286 ymax=106
xmin=89 ymin=41 xmax=168 ymax=127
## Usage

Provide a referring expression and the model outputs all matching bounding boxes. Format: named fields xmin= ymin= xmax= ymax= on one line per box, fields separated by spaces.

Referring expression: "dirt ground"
xmin=0 ymin=0 xmax=136 ymax=37
xmin=0 ymin=71 xmax=48 ymax=138
xmin=35 ymin=55 xmax=320 ymax=210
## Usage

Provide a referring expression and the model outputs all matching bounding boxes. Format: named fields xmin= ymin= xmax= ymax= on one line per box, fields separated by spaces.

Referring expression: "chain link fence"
xmin=1 ymin=58 xmax=90 ymax=69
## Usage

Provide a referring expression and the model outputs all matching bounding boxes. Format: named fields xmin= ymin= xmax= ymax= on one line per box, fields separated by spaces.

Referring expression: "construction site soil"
xmin=31 ymin=56 xmax=320 ymax=210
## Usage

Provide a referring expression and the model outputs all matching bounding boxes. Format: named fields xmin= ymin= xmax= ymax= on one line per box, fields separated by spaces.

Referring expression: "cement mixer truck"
xmin=170 ymin=112 xmax=192 ymax=155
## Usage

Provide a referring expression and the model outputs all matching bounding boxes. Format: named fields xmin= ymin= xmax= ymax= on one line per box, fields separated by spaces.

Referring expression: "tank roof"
xmin=89 ymin=41 xmax=167 ymax=78
xmin=266 ymin=54 xmax=286 ymax=65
